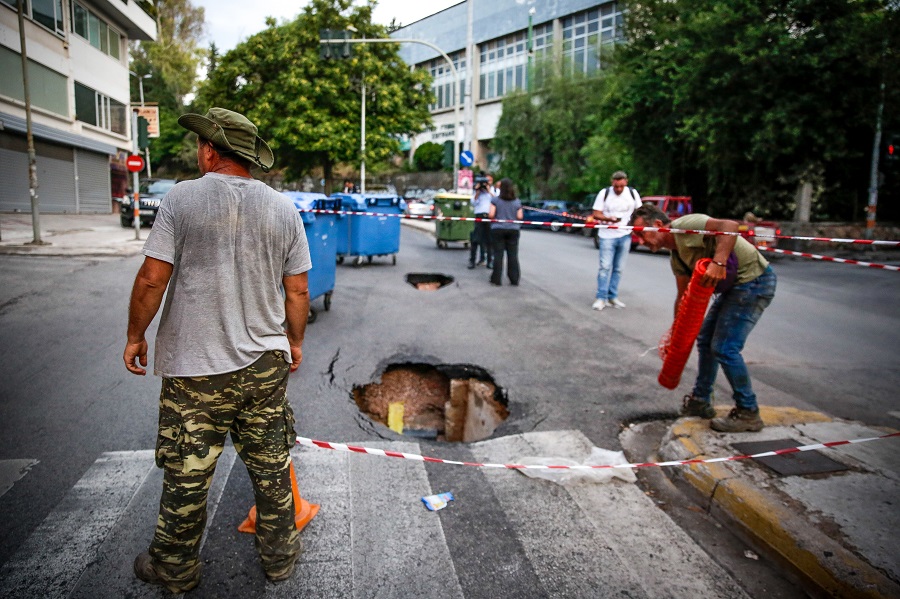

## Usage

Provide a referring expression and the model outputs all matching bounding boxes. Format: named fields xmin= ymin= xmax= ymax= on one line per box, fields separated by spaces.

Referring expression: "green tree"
xmin=130 ymin=0 xmax=206 ymax=175
xmin=612 ymin=0 xmax=899 ymax=220
xmin=196 ymin=0 xmax=433 ymax=190
xmin=413 ymin=141 xmax=444 ymax=171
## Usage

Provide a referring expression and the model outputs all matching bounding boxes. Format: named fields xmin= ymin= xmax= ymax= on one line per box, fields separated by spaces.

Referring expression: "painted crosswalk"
xmin=0 ymin=432 xmax=751 ymax=598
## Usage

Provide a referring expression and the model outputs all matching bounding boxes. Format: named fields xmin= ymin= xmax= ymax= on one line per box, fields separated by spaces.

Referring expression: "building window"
xmin=0 ymin=0 xmax=65 ymax=37
xmin=0 ymin=44 xmax=68 ymax=115
xmin=479 ymin=23 xmax=553 ymax=101
xmin=75 ymin=81 xmax=126 ymax=135
xmin=561 ymin=2 xmax=625 ymax=75
xmin=71 ymin=1 xmax=122 ymax=60
xmin=427 ymin=50 xmax=465 ymax=112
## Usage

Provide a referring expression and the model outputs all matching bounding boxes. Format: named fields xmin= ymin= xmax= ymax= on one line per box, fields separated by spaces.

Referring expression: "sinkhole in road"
xmin=406 ymin=273 xmax=454 ymax=291
xmin=353 ymin=363 xmax=509 ymax=442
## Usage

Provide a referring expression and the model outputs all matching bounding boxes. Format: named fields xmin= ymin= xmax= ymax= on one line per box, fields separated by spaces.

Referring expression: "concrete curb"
xmin=660 ymin=407 xmax=900 ymax=598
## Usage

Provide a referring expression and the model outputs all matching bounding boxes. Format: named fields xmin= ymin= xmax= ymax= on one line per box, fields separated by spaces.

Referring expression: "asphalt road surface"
xmin=0 ymin=224 xmax=897 ymax=597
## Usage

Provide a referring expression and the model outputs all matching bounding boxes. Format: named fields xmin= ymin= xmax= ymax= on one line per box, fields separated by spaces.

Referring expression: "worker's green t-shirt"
xmin=669 ymin=214 xmax=768 ymax=284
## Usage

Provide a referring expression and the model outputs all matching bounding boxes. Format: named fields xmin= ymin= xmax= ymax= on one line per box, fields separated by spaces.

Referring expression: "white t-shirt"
xmin=592 ymin=186 xmax=642 ymax=240
xmin=143 ymin=173 xmax=312 ymax=377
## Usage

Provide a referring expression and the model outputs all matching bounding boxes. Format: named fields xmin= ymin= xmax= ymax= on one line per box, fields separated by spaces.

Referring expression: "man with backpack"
xmin=590 ymin=171 xmax=642 ymax=311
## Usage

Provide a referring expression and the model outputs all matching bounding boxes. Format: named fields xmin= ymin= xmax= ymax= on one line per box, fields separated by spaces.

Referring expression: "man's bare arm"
xmin=283 ymin=272 xmax=310 ymax=372
xmin=124 ymin=257 xmax=173 ymax=375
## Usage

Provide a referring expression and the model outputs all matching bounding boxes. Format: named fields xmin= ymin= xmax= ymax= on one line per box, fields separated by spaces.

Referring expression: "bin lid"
xmin=283 ymin=191 xmax=328 ymax=211
xmin=330 ymin=193 xmax=367 ymax=211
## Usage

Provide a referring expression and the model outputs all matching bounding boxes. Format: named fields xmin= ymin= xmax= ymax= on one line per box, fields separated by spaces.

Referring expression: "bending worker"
xmin=630 ymin=205 xmax=776 ymax=432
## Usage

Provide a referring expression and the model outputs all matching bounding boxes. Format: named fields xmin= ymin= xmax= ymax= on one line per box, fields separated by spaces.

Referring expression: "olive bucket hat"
xmin=177 ymin=108 xmax=274 ymax=172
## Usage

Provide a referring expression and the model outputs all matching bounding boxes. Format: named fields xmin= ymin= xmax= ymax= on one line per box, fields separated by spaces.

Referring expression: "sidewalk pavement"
xmin=648 ymin=406 xmax=899 ymax=598
xmin=3 ymin=213 xmax=898 ymax=596
xmin=0 ymin=212 xmax=145 ymax=257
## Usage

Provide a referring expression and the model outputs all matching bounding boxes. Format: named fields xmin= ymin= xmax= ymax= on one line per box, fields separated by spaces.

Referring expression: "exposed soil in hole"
xmin=353 ymin=363 xmax=509 ymax=442
xmin=406 ymin=273 xmax=454 ymax=291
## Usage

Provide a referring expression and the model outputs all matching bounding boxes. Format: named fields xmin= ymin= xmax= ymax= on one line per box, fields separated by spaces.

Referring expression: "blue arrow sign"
xmin=459 ymin=150 xmax=474 ymax=167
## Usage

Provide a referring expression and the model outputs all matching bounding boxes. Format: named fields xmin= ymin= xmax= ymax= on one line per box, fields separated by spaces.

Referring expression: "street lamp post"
xmin=320 ymin=37 xmax=463 ymax=191
xmin=137 ymin=73 xmax=152 ymax=178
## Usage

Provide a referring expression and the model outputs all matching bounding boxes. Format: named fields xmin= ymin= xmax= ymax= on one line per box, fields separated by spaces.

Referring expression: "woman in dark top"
xmin=488 ymin=178 xmax=524 ymax=286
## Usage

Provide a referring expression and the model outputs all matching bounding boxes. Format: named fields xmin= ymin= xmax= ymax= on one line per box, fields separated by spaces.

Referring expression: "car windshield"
xmin=141 ymin=180 xmax=177 ymax=195
xmin=543 ymin=202 xmax=566 ymax=211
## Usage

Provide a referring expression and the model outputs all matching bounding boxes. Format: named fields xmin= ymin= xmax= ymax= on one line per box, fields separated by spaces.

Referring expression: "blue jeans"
xmin=692 ymin=266 xmax=777 ymax=411
xmin=596 ymin=235 xmax=631 ymax=300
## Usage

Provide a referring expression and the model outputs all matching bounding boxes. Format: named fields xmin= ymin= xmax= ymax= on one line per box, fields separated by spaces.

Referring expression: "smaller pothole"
xmin=406 ymin=273 xmax=454 ymax=291
xmin=353 ymin=363 xmax=509 ymax=442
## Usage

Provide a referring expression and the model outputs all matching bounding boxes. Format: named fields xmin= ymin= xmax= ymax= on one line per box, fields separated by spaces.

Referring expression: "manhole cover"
xmin=406 ymin=273 xmax=454 ymax=291
xmin=731 ymin=439 xmax=850 ymax=477
xmin=353 ymin=363 xmax=509 ymax=442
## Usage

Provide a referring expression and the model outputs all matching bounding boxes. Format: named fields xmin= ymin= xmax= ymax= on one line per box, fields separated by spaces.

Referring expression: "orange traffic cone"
xmin=238 ymin=459 xmax=320 ymax=534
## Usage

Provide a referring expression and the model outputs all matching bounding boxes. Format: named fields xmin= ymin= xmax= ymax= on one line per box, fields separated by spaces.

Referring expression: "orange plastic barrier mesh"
xmin=658 ymin=258 xmax=716 ymax=389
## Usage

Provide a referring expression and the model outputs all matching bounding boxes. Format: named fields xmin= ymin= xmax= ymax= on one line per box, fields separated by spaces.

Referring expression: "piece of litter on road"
xmin=422 ymin=492 xmax=455 ymax=511
xmin=744 ymin=550 xmax=759 ymax=560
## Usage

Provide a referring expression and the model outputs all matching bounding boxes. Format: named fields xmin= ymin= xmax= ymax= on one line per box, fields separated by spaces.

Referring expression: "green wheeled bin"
xmin=433 ymin=192 xmax=474 ymax=249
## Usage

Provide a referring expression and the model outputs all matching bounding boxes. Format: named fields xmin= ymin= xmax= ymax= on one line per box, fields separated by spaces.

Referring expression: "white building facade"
xmin=393 ymin=0 xmax=624 ymax=173
xmin=0 ymin=0 xmax=155 ymax=213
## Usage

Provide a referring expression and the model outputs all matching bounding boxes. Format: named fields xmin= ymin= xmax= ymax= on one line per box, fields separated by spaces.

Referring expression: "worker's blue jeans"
xmin=596 ymin=235 xmax=631 ymax=301
xmin=692 ymin=266 xmax=777 ymax=411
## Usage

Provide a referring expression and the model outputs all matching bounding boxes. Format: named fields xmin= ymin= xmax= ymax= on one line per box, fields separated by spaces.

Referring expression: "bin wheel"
xmin=367 ymin=255 xmax=373 ymax=264
xmin=337 ymin=256 xmax=344 ymax=264
xmin=464 ymin=242 xmax=470 ymax=249
xmin=392 ymin=254 xmax=397 ymax=265
xmin=307 ymin=308 xmax=318 ymax=324
xmin=436 ymin=238 xmax=441 ymax=248
xmin=593 ymin=235 xmax=600 ymax=249
xmin=324 ymin=292 xmax=332 ymax=311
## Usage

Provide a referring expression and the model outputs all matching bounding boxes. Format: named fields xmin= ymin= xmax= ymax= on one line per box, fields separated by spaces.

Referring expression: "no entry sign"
xmin=126 ymin=155 xmax=145 ymax=172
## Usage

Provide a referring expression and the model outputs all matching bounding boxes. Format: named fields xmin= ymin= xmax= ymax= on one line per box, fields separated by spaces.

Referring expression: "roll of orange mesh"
xmin=658 ymin=258 xmax=716 ymax=389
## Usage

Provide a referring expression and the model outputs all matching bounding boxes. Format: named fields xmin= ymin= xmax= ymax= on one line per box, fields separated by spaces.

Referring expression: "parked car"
xmin=120 ymin=178 xmax=177 ymax=227
xmin=521 ymin=200 xmax=573 ymax=232
xmin=738 ymin=214 xmax=780 ymax=250
xmin=405 ymin=197 xmax=436 ymax=217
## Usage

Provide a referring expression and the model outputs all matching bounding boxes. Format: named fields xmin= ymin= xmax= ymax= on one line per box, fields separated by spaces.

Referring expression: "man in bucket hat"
xmin=124 ymin=107 xmax=311 ymax=592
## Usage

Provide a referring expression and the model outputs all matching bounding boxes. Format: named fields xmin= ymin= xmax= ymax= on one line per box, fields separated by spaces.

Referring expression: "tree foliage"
xmin=413 ymin=141 xmax=444 ymax=171
xmin=612 ymin=0 xmax=900 ymax=219
xmin=493 ymin=1 xmax=899 ymax=220
xmin=196 ymin=0 xmax=433 ymax=187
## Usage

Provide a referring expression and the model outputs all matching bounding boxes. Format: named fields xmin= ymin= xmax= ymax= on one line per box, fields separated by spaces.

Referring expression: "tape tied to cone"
xmin=238 ymin=459 xmax=319 ymax=534
xmin=658 ymin=258 xmax=716 ymax=389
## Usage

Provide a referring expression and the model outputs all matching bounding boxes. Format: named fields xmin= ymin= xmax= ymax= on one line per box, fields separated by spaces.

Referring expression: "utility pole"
xmin=361 ymin=75 xmax=366 ymax=194
xmin=526 ymin=7 xmax=535 ymax=92
xmin=139 ymin=74 xmax=151 ymax=178
xmin=17 ymin=3 xmax=47 ymax=246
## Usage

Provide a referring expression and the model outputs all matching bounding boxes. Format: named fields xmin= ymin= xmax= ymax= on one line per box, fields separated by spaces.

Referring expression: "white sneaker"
xmin=608 ymin=298 xmax=626 ymax=309
xmin=591 ymin=299 xmax=607 ymax=311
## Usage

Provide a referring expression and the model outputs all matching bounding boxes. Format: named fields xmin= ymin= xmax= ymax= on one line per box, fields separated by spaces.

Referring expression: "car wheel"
xmin=550 ymin=221 xmax=562 ymax=233
xmin=120 ymin=216 xmax=133 ymax=228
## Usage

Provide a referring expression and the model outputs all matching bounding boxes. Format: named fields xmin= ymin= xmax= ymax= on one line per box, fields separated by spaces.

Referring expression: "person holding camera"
xmin=468 ymin=174 xmax=495 ymax=269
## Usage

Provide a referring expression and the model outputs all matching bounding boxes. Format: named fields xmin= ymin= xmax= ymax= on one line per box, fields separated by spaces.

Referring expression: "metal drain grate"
xmin=731 ymin=439 xmax=850 ymax=477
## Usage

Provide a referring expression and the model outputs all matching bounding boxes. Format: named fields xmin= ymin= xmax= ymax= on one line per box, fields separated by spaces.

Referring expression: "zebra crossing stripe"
xmin=0 ymin=451 xmax=155 ymax=599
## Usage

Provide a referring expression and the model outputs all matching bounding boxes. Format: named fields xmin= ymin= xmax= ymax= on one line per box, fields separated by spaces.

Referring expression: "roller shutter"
xmin=75 ymin=149 xmax=112 ymax=213
xmin=0 ymin=132 xmax=76 ymax=213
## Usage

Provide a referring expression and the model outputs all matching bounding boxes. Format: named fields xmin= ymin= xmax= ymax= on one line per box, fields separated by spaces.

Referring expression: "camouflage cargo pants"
xmin=149 ymin=350 xmax=301 ymax=584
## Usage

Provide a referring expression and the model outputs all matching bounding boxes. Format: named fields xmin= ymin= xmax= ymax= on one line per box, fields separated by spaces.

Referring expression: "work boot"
xmin=711 ymin=407 xmax=765 ymax=432
xmin=134 ymin=551 xmax=201 ymax=593
xmin=680 ymin=395 xmax=716 ymax=419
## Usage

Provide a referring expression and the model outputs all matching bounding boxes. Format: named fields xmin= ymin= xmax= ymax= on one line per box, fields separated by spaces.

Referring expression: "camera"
xmin=474 ymin=175 xmax=490 ymax=191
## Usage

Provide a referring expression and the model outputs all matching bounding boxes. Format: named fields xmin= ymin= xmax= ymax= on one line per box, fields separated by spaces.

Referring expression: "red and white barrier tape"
xmin=759 ymin=247 xmax=900 ymax=271
xmin=296 ymin=431 xmax=899 ymax=471
xmin=304 ymin=209 xmax=900 ymax=247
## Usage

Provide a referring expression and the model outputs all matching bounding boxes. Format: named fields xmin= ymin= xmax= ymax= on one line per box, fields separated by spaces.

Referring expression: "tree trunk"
xmin=794 ymin=181 xmax=812 ymax=223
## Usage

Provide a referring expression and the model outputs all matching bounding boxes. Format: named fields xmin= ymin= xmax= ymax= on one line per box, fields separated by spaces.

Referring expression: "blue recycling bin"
xmin=283 ymin=192 xmax=336 ymax=313
xmin=330 ymin=193 xmax=403 ymax=265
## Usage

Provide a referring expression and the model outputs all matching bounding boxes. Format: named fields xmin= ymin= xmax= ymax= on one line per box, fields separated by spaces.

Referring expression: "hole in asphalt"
xmin=406 ymin=273 xmax=454 ymax=291
xmin=353 ymin=363 xmax=509 ymax=442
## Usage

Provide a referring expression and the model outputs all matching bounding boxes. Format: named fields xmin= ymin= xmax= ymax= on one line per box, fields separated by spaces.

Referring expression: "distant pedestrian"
xmin=488 ymin=178 xmax=523 ymax=286
xmin=591 ymin=171 xmax=642 ymax=311
xmin=123 ymin=108 xmax=311 ymax=592
xmin=630 ymin=205 xmax=776 ymax=432
xmin=469 ymin=174 xmax=495 ymax=269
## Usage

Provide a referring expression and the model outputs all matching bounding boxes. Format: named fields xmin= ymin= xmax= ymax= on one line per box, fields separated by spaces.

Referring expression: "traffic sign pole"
xmin=131 ymin=110 xmax=140 ymax=241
